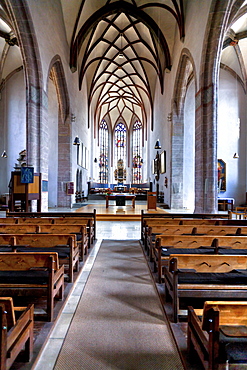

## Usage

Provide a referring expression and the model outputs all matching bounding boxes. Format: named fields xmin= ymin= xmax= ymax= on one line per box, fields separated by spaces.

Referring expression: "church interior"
xmin=0 ymin=0 xmax=247 ymax=369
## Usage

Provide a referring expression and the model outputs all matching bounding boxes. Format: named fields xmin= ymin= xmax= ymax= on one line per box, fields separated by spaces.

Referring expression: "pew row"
xmin=0 ymin=252 xmax=64 ymax=321
xmin=140 ymin=211 xmax=231 ymax=241
xmin=153 ymin=235 xmax=247 ymax=283
xmin=0 ymin=234 xmax=79 ymax=283
xmin=142 ymin=217 xmax=247 ymax=242
xmin=145 ymin=224 xmax=247 ymax=258
xmin=0 ymin=223 xmax=89 ymax=255
xmin=5 ymin=209 xmax=96 ymax=241
xmin=163 ymin=254 xmax=247 ymax=323
xmin=3 ymin=217 xmax=94 ymax=247
xmin=0 ymin=297 xmax=34 ymax=370
xmin=187 ymin=301 xmax=247 ymax=370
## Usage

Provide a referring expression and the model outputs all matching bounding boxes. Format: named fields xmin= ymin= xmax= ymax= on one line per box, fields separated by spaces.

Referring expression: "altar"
xmin=105 ymin=194 xmax=136 ymax=208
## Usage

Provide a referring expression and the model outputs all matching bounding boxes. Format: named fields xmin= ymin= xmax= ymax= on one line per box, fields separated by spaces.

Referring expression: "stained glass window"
xmin=98 ymin=120 xmax=109 ymax=183
xmin=132 ymin=121 xmax=143 ymax=183
xmin=114 ymin=122 xmax=127 ymax=182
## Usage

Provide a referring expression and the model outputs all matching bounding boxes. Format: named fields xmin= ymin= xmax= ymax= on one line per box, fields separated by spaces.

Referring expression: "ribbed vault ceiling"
xmin=0 ymin=1 xmax=246 ymax=133
xmin=67 ymin=0 xmax=185 ymax=130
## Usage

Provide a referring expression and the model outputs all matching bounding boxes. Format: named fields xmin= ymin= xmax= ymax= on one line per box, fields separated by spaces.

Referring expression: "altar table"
xmin=105 ymin=194 xmax=136 ymax=208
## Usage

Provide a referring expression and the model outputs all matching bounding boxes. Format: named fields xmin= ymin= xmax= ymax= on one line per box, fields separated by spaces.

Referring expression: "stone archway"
xmin=194 ymin=0 xmax=244 ymax=213
xmin=47 ymin=55 xmax=71 ymax=207
xmin=170 ymin=49 xmax=196 ymax=210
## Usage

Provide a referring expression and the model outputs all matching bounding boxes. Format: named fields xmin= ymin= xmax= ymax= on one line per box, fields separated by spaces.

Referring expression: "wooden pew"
xmin=0 ymin=252 xmax=64 ymax=321
xmin=164 ymin=254 xmax=247 ymax=322
xmin=145 ymin=224 xmax=247 ymax=258
xmin=4 ymin=217 xmax=94 ymax=248
xmin=37 ymin=224 xmax=89 ymax=256
xmin=5 ymin=209 xmax=97 ymax=242
xmin=140 ymin=211 xmax=230 ymax=241
xmin=0 ymin=223 xmax=89 ymax=258
xmin=0 ymin=297 xmax=34 ymax=370
xmin=154 ymin=234 xmax=247 ymax=284
xmin=0 ymin=234 xmax=79 ymax=283
xmin=187 ymin=301 xmax=247 ymax=370
xmin=141 ymin=215 xmax=247 ymax=242
xmin=0 ymin=218 xmax=18 ymax=224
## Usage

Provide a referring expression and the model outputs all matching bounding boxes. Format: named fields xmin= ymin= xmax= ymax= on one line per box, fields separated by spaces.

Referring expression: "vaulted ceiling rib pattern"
xmin=69 ymin=0 xmax=185 ymax=131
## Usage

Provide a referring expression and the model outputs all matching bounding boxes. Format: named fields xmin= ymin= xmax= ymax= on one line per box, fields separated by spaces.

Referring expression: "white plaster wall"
xmin=47 ymin=80 xmax=58 ymax=208
xmin=71 ymin=76 xmax=89 ymax=199
xmin=218 ymin=68 xmax=247 ymax=206
xmin=0 ymin=70 xmax=26 ymax=194
xmin=27 ymin=0 xmax=90 ymax=203
xmin=183 ymin=80 xmax=195 ymax=211
xmin=150 ymin=1 xmax=212 ymax=206
xmin=151 ymin=76 xmax=171 ymax=201
xmin=28 ymin=0 xmax=69 ymax=85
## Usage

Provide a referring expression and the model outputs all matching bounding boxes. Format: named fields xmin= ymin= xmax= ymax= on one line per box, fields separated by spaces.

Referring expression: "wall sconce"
xmin=164 ymin=177 xmax=168 ymax=188
xmin=73 ymin=136 xmax=80 ymax=145
xmin=71 ymin=113 xmax=76 ymax=122
xmin=154 ymin=140 xmax=161 ymax=181
xmin=94 ymin=158 xmax=97 ymax=163
xmin=154 ymin=139 xmax=161 ymax=150
xmin=233 ymin=153 xmax=239 ymax=159
xmin=1 ymin=150 xmax=7 ymax=158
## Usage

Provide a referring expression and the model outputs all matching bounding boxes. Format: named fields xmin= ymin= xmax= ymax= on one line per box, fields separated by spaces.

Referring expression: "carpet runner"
xmin=54 ymin=240 xmax=184 ymax=369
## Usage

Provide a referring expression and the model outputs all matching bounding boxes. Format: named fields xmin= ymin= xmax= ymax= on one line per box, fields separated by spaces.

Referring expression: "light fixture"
xmin=154 ymin=140 xmax=161 ymax=182
xmin=94 ymin=158 xmax=97 ymax=163
xmin=154 ymin=139 xmax=161 ymax=150
xmin=233 ymin=153 xmax=239 ymax=159
xmin=71 ymin=113 xmax=76 ymax=122
xmin=167 ymin=113 xmax=172 ymax=121
xmin=73 ymin=136 xmax=80 ymax=145
xmin=1 ymin=150 xmax=7 ymax=158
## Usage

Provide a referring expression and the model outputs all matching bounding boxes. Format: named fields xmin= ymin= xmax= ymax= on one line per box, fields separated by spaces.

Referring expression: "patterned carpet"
xmin=54 ymin=240 xmax=184 ymax=370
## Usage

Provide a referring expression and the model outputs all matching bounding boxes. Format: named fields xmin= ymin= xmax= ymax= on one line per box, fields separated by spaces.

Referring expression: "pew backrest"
xmin=156 ymin=234 xmax=247 ymax=249
xmin=0 ymin=233 xmax=76 ymax=248
xmin=149 ymin=225 xmax=247 ymax=235
xmin=0 ymin=223 xmax=87 ymax=235
xmin=202 ymin=301 xmax=247 ymax=329
xmin=168 ymin=254 xmax=247 ymax=273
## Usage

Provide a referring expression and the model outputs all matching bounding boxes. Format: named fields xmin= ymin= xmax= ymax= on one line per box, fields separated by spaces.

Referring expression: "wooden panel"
xmin=13 ymin=173 xmax=25 ymax=194
xmin=28 ymin=174 xmax=40 ymax=194
xmin=147 ymin=194 xmax=156 ymax=210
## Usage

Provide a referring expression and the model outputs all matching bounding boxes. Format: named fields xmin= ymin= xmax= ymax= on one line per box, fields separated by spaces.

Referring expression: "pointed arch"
xmin=47 ymin=55 xmax=70 ymax=123
xmin=5 ymin=0 xmax=43 ymax=172
xmin=195 ymin=0 xmax=244 ymax=212
xmin=47 ymin=55 xmax=71 ymax=207
xmin=171 ymin=48 xmax=196 ymax=209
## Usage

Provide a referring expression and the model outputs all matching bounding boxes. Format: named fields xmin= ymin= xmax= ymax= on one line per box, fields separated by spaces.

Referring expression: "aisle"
xmin=46 ymin=240 xmax=184 ymax=369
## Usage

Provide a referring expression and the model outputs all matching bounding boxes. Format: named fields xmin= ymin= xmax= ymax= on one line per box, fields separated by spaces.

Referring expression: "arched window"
xmin=132 ymin=121 xmax=143 ymax=184
xmin=98 ymin=120 xmax=109 ymax=183
xmin=114 ymin=122 xmax=127 ymax=182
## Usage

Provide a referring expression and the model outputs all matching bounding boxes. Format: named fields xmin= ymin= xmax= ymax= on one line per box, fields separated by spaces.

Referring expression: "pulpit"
xmin=8 ymin=170 xmax=42 ymax=212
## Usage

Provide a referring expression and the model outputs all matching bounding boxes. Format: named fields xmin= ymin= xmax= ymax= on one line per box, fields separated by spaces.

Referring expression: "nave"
xmin=29 ymin=214 xmax=210 ymax=370
xmin=2 ymin=201 xmax=228 ymax=370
